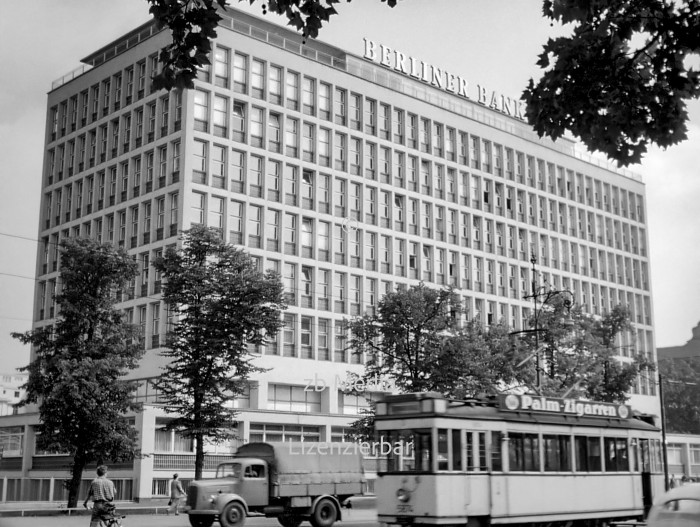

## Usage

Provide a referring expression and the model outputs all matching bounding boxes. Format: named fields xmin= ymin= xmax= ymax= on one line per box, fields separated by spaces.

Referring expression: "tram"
xmin=373 ymin=392 xmax=665 ymax=527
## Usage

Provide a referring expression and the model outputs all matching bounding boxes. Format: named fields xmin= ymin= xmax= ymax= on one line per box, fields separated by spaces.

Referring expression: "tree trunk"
xmin=67 ymin=453 xmax=87 ymax=509
xmin=195 ymin=431 xmax=205 ymax=480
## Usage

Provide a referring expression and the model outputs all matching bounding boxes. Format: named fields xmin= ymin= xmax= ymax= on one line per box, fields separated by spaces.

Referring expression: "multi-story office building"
xmin=0 ymin=7 xmax=657 ymax=503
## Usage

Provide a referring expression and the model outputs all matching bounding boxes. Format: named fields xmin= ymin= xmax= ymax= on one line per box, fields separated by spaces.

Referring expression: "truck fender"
xmin=214 ymin=493 xmax=249 ymax=515
xmin=311 ymin=495 xmax=342 ymax=522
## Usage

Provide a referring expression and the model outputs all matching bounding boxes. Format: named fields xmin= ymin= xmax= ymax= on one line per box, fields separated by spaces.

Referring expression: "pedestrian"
xmin=83 ymin=465 xmax=116 ymax=527
xmin=168 ymin=473 xmax=185 ymax=515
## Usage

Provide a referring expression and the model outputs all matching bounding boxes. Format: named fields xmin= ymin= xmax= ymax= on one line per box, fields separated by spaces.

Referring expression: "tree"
xmin=521 ymin=299 xmax=651 ymax=402
xmin=658 ymin=356 xmax=700 ymax=434
xmin=344 ymin=284 xmax=528 ymax=440
xmin=147 ymin=0 xmax=398 ymax=90
xmin=153 ymin=225 xmax=286 ymax=480
xmin=12 ymin=238 xmax=142 ymax=508
xmin=346 ymin=283 xmax=464 ymax=395
xmin=523 ymin=0 xmax=700 ymax=166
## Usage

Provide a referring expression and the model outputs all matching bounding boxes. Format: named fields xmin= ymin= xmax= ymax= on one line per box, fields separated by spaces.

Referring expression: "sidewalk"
xmin=0 ymin=504 xmax=377 ymax=521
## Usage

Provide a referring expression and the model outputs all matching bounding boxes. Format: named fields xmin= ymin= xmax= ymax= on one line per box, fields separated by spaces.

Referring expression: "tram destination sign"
xmin=499 ymin=394 xmax=631 ymax=420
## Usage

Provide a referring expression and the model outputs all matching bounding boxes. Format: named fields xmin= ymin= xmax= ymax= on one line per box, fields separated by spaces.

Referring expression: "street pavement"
xmin=0 ymin=508 xmax=377 ymax=527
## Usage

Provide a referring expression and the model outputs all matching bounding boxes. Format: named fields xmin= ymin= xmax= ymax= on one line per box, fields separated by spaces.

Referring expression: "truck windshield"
xmin=216 ymin=463 xmax=243 ymax=479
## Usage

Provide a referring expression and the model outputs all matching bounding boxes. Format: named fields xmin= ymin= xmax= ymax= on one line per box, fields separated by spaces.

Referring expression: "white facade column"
xmin=133 ymin=405 xmax=157 ymax=502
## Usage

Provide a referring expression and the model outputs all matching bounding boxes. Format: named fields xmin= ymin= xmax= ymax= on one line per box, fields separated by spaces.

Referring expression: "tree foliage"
xmin=148 ymin=0 xmax=398 ymax=90
xmin=153 ymin=225 xmax=286 ymax=479
xmin=12 ymin=238 xmax=142 ymax=508
xmin=658 ymin=356 xmax=700 ymax=434
xmin=521 ymin=299 xmax=651 ymax=402
xmin=345 ymin=284 xmax=648 ymax=439
xmin=524 ymin=0 xmax=700 ymax=166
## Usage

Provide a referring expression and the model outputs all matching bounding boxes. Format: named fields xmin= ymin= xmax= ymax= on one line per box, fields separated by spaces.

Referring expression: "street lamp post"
xmin=511 ymin=255 xmax=574 ymax=393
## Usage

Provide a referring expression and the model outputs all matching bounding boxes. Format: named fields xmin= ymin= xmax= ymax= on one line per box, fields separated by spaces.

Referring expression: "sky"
xmin=1 ymin=0 xmax=699 ymax=374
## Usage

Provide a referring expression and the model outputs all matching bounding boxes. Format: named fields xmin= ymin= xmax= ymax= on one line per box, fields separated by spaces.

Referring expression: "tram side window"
xmin=465 ymin=431 xmax=489 ymax=471
xmin=385 ymin=429 xmax=432 ymax=472
xmin=451 ymin=429 xmax=462 ymax=471
xmin=509 ymin=433 xmax=540 ymax=472
xmin=491 ymin=431 xmax=502 ymax=471
xmin=604 ymin=437 xmax=629 ymax=472
xmin=438 ymin=429 xmax=449 ymax=470
xmin=629 ymin=438 xmax=639 ymax=472
xmin=575 ymin=436 xmax=602 ymax=471
xmin=543 ymin=435 xmax=571 ymax=471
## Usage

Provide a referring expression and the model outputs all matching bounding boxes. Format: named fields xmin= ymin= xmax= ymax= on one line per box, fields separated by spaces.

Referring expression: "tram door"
xmin=639 ymin=439 xmax=653 ymax=516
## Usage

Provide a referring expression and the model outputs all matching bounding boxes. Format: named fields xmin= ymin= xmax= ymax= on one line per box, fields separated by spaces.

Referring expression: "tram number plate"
xmin=396 ymin=516 xmax=414 ymax=525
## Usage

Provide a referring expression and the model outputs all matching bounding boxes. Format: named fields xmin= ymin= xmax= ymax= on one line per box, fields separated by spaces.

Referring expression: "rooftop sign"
xmin=499 ymin=394 xmax=631 ymax=420
xmin=363 ymin=38 xmax=527 ymax=122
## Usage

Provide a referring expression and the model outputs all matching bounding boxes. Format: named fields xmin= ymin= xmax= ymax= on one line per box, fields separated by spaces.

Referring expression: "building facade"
xmin=0 ymin=8 xmax=658 ymax=503
xmin=0 ymin=373 xmax=26 ymax=417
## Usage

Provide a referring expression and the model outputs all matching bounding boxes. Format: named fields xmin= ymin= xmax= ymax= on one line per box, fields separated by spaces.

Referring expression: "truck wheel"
xmin=188 ymin=515 xmax=215 ymax=527
xmin=310 ymin=498 xmax=338 ymax=527
xmin=278 ymin=515 xmax=303 ymax=527
xmin=220 ymin=502 xmax=246 ymax=527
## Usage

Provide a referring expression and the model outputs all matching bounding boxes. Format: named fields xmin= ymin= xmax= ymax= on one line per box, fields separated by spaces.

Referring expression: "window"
xmin=213 ymin=95 xmax=228 ymax=137
xmin=286 ymin=71 xmax=299 ymax=110
xmin=543 ymin=435 xmax=571 ymax=471
xmin=251 ymin=59 xmax=265 ymax=98
xmin=193 ymin=90 xmax=209 ymax=132
xmin=209 ymin=196 xmax=225 ymax=231
xmin=232 ymin=102 xmax=246 ymax=142
xmin=302 ymin=122 xmax=315 ymax=162
xmin=266 ymin=159 xmax=281 ymax=202
xmin=302 ymin=77 xmax=315 ymax=115
xmin=269 ymin=65 xmax=282 ymax=104
xmin=192 ymin=140 xmax=207 ymax=184
xmin=349 ymin=93 xmax=361 ymax=130
xmin=192 ymin=193 xmax=205 ymax=225
xmin=365 ymin=98 xmax=376 ymax=135
xmin=285 ymin=117 xmax=299 ymax=157
xmin=211 ymin=145 xmax=226 ymax=189
xmin=575 ymin=436 xmax=602 ymax=471
xmin=250 ymin=106 xmax=264 ymax=148
xmin=233 ymin=52 xmax=248 ymax=93
xmin=268 ymin=384 xmax=321 ymax=412
xmin=509 ymin=432 xmax=540 ymax=472
xmin=318 ymin=127 xmax=330 ymax=167
xmin=268 ymin=112 xmax=281 ymax=152
xmin=214 ymin=46 xmax=230 ymax=88
xmin=334 ymin=87 xmax=346 ymax=125
xmin=319 ymin=82 xmax=331 ymax=120
xmin=334 ymin=132 xmax=346 ymax=171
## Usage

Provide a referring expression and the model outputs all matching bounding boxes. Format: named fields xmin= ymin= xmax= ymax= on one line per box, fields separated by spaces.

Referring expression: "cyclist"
xmin=83 ymin=465 xmax=116 ymax=527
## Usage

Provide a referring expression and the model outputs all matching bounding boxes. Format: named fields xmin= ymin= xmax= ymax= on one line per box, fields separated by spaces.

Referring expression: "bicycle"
xmin=86 ymin=502 xmax=126 ymax=527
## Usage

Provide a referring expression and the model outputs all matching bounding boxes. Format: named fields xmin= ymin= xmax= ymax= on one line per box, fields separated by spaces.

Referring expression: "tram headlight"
xmin=396 ymin=488 xmax=411 ymax=503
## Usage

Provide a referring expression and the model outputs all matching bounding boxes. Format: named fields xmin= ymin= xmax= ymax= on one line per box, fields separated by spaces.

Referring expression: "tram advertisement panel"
xmin=499 ymin=393 xmax=632 ymax=419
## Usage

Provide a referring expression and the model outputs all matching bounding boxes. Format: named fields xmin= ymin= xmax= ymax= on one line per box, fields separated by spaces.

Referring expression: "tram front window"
xmin=384 ymin=429 xmax=432 ymax=472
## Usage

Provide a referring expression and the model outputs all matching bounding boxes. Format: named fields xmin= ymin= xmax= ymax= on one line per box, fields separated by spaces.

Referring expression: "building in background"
xmin=0 ymin=373 xmax=26 ymax=417
xmin=0 ymin=7 xmax=658 ymax=503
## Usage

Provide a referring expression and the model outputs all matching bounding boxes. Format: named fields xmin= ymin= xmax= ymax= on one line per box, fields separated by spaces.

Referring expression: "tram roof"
xmin=375 ymin=392 xmax=659 ymax=432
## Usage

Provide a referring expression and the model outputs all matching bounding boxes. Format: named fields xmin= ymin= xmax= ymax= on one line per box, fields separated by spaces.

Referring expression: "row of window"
xmin=186 ymin=141 xmax=649 ymax=261
xmin=190 ymin=47 xmax=644 ymax=221
xmin=49 ymin=53 xmax=164 ymax=142
xmin=46 ymin=99 xmax=181 ymax=189
xmin=39 ymin=192 xmax=179 ymax=280
xmin=43 ymin=141 xmax=182 ymax=231
xmin=383 ymin=428 xmax=663 ymax=474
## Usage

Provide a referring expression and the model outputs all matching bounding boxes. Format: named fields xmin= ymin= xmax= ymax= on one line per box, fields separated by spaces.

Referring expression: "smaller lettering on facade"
xmin=500 ymin=394 xmax=631 ymax=420
xmin=363 ymin=38 xmax=527 ymax=121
